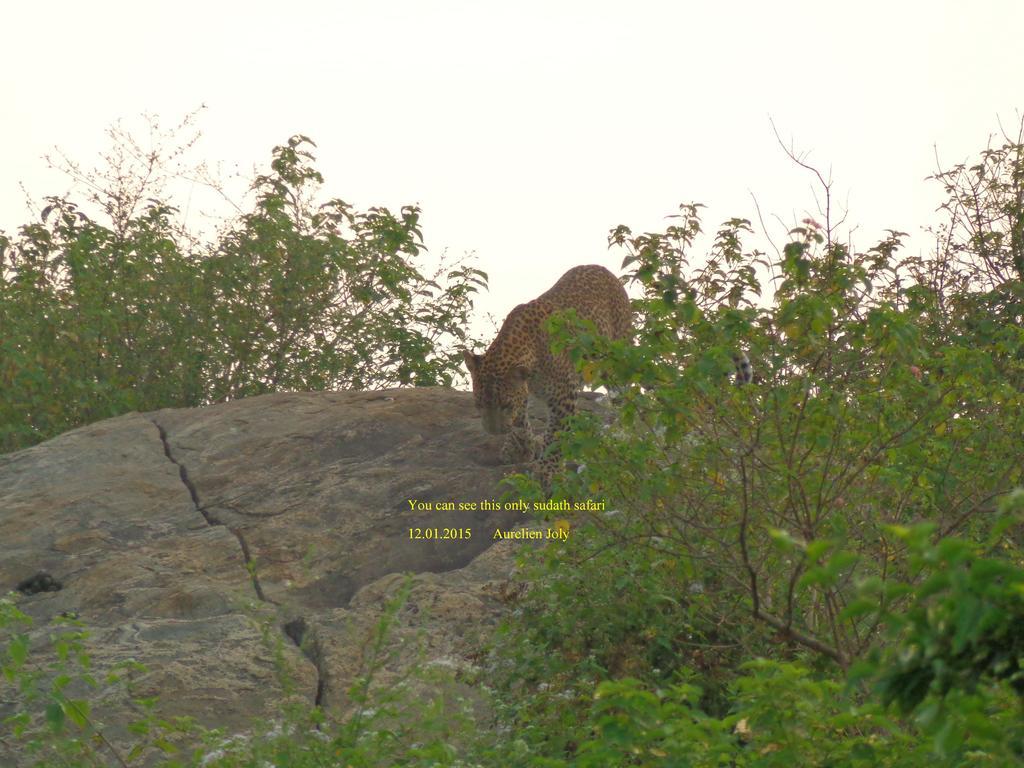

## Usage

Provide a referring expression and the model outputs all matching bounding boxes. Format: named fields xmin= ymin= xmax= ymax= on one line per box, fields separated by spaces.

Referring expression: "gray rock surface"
xmin=0 ymin=387 xmax=574 ymax=759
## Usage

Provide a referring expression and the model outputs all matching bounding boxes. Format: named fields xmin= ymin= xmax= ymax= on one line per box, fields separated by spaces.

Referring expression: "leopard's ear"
xmin=463 ymin=350 xmax=482 ymax=376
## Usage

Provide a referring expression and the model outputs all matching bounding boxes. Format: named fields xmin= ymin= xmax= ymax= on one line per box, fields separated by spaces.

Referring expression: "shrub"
xmin=0 ymin=132 xmax=487 ymax=453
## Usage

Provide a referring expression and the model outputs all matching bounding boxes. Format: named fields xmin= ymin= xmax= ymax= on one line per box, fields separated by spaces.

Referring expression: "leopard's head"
xmin=463 ymin=350 xmax=531 ymax=434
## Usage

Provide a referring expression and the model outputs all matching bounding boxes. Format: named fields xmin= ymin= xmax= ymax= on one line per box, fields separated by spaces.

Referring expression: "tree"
xmin=0 ymin=126 xmax=487 ymax=453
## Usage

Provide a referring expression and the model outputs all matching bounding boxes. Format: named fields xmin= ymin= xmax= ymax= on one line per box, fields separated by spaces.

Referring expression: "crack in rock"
xmin=149 ymin=417 xmax=272 ymax=605
xmin=283 ymin=617 xmax=327 ymax=707
xmin=233 ymin=528 xmax=272 ymax=603
xmin=150 ymin=418 xmax=211 ymax=525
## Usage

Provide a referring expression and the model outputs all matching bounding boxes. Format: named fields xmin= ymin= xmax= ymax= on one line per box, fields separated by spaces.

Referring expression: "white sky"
xmin=3 ymin=1 xmax=1023 ymax=326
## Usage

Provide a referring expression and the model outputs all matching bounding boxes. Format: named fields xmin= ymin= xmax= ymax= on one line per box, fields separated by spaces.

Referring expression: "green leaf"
xmin=7 ymin=634 xmax=28 ymax=668
xmin=805 ymin=539 xmax=833 ymax=562
xmin=838 ymin=598 xmax=877 ymax=621
xmin=768 ymin=528 xmax=804 ymax=551
xmin=45 ymin=701 xmax=65 ymax=733
xmin=64 ymin=699 xmax=91 ymax=728
xmin=154 ymin=737 xmax=179 ymax=753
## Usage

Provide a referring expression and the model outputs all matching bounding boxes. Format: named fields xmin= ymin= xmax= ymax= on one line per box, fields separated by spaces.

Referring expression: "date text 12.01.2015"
xmin=408 ymin=527 xmax=472 ymax=540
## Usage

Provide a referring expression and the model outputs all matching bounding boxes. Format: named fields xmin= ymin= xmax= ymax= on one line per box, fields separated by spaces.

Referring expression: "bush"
xmin=0 ymin=132 xmax=487 ymax=453
xmin=485 ymin=124 xmax=1024 ymax=764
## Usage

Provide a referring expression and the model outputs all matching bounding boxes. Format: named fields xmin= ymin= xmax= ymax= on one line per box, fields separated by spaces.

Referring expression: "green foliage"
xmin=548 ymin=200 xmax=1024 ymax=672
xmin=6 ymin=118 xmax=1024 ymax=766
xmin=0 ymin=133 xmax=487 ymax=453
xmin=484 ymin=127 xmax=1024 ymax=765
xmin=860 ymin=496 xmax=1024 ymax=712
xmin=569 ymin=663 xmax=907 ymax=767
xmin=1 ymin=595 xmax=197 ymax=767
xmin=482 ymin=528 xmax=759 ymax=759
xmin=928 ymin=127 xmax=1024 ymax=290
xmin=2 ymin=583 xmax=483 ymax=767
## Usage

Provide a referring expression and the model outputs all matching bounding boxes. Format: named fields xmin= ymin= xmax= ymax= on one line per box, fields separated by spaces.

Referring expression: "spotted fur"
xmin=463 ymin=265 xmax=632 ymax=477
xmin=733 ymin=351 xmax=754 ymax=385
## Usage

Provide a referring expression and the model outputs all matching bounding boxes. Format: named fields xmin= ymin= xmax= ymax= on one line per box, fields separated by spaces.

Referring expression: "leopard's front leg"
xmin=535 ymin=391 xmax=577 ymax=491
xmin=500 ymin=407 xmax=543 ymax=463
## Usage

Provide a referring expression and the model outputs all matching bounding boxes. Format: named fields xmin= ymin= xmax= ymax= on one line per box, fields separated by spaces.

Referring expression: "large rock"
xmin=0 ymin=387 xmax=578 ymax=759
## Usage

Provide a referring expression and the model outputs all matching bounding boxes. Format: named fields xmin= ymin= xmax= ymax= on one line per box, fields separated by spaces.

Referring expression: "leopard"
xmin=463 ymin=264 xmax=632 ymax=484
